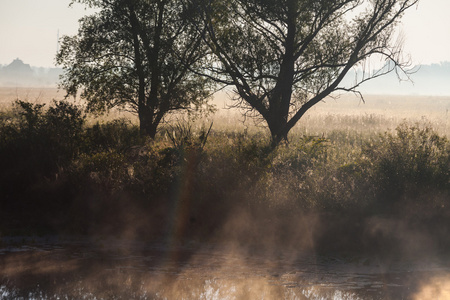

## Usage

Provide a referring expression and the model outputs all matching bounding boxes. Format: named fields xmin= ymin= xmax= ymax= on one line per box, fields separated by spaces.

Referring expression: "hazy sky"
xmin=0 ymin=0 xmax=449 ymax=68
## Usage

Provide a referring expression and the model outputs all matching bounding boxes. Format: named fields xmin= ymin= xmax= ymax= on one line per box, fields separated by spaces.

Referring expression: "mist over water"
xmin=1 ymin=235 xmax=450 ymax=300
xmin=2 ymin=196 xmax=450 ymax=300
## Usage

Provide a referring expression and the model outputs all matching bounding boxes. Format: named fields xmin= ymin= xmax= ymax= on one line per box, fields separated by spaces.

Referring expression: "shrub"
xmin=126 ymin=142 xmax=178 ymax=195
xmin=0 ymin=100 xmax=86 ymax=183
xmin=70 ymin=150 xmax=128 ymax=192
xmin=362 ymin=122 xmax=450 ymax=211
xmin=84 ymin=118 xmax=142 ymax=154
xmin=44 ymin=100 xmax=86 ymax=163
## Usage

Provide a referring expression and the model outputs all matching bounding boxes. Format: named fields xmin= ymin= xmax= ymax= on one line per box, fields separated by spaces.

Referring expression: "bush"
xmin=0 ymin=100 xmax=86 ymax=184
xmin=70 ymin=150 xmax=128 ymax=192
xmin=362 ymin=122 xmax=450 ymax=212
xmin=84 ymin=118 xmax=142 ymax=154
xmin=44 ymin=100 xmax=86 ymax=163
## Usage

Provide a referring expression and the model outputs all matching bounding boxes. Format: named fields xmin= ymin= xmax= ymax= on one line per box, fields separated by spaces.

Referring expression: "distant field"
xmin=0 ymin=87 xmax=134 ymax=123
xmin=1 ymin=87 xmax=449 ymax=135
xmin=211 ymin=92 xmax=450 ymax=136
xmin=0 ymin=87 xmax=66 ymax=106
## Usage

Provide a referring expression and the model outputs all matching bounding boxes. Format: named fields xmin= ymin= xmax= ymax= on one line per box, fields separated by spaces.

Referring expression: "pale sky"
xmin=0 ymin=0 xmax=93 ymax=68
xmin=0 ymin=0 xmax=449 ymax=68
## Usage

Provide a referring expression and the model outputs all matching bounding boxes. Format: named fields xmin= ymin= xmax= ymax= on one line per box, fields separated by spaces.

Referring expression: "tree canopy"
xmin=58 ymin=0 xmax=419 ymax=145
xmin=193 ymin=0 xmax=418 ymax=146
xmin=57 ymin=0 xmax=212 ymax=138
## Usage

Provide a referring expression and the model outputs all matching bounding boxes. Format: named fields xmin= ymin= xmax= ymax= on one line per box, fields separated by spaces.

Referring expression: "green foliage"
xmin=165 ymin=121 xmax=213 ymax=154
xmin=12 ymin=100 xmax=46 ymax=133
xmin=44 ymin=100 xmax=86 ymax=163
xmin=231 ymin=132 xmax=272 ymax=169
xmin=83 ymin=119 xmax=142 ymax=154
xmin=58 ymin=0 xmax=212 ymax=137
xmin=0 ymin=100 xmax=86 ymax=183
xmin=71 ymin=150 xmax=128 ymax=192
xmin=362 ymin=122 xmax=450 ymax=209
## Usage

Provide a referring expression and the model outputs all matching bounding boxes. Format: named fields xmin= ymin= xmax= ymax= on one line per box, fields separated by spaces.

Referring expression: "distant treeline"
xmin=0 ymin=58 xmax=62 ymax=87
xmin=1 ymin=57 xmax=449 ymax=94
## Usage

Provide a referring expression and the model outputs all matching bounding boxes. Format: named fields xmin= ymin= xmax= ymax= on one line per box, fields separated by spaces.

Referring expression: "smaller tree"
xmin=57 ymin=0 xmax=212 ymax=138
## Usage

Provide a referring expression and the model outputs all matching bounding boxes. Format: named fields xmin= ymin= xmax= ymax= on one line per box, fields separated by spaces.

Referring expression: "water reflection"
xmin=0 ymin=239 xmax=449 ymax=299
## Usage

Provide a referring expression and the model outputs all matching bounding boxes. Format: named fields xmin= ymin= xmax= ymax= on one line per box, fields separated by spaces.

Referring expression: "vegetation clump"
xmin=0 ymin=100 xmax=449 ymax=253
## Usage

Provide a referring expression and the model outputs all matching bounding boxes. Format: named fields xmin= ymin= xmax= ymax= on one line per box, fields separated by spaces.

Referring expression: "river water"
xmin=1 ymin=237 xmax=449 ymax=299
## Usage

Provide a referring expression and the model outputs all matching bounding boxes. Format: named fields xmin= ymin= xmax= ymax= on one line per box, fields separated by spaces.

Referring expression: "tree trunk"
xmin=129 ymin=4 xmax=157 ymax=138
xmin=267 ymin=112 xmax=289 ymax=148
xmin=266 ymin=1 xmax=297 ymax=149
xmin=138 ymin=107 xmax=157 ymax=139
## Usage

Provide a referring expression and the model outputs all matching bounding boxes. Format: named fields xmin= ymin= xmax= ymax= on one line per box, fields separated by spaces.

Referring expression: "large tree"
xmin=57 ymin=0 xmax=211 ymax=138
xmin=194 ymin=0 xmax=418 ymax=146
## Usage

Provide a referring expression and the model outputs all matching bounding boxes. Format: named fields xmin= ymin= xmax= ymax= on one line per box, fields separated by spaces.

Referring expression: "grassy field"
xmin=0 ymin=87 xmax=449 ymax=257
xmin=0 ymin=87 xmax=64 ymax=106
xmin=1 ymin=87 xmax=448 ymax=134
xmin=212 ymin=91 xmax=450 ymax=136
